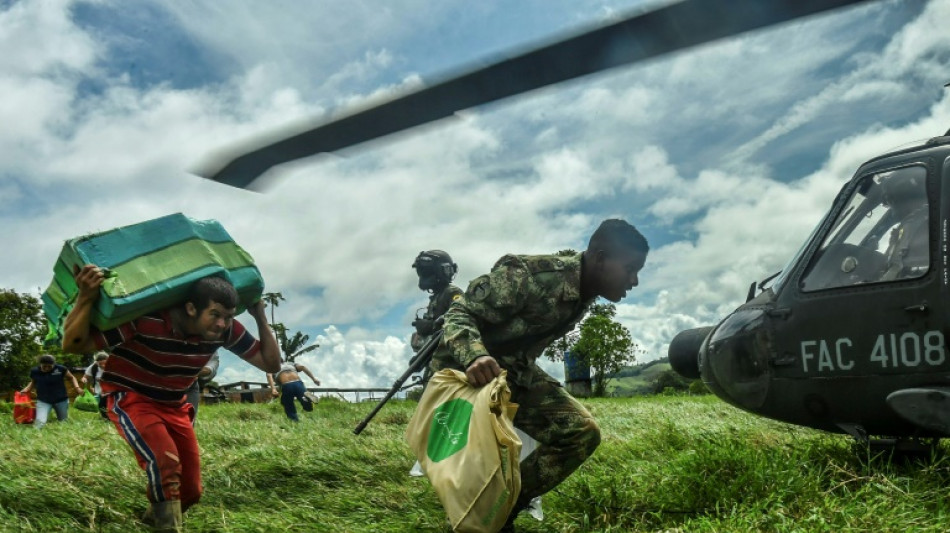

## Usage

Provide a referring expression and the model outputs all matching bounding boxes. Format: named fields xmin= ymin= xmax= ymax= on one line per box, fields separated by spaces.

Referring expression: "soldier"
xmin=880 ymin=169 xmax=929 ymax=281
xmin=431 ymin=219 xmax=648 ymax=530
xmin=410 ymin=250 xmax=463 ymax=352
xmin=408 ymin=250 xmax=463 ymax=477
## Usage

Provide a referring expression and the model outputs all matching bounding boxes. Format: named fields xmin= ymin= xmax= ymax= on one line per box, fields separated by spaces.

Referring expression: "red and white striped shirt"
xmin=94 ymin=310 xmax=260 ymax=403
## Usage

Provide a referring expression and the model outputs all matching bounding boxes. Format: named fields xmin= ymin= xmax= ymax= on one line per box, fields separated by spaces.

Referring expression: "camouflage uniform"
xmin=431 ymin=251 xmax=600 ymax=508
xmin=411 ymin=284 xmax=463 ymax=351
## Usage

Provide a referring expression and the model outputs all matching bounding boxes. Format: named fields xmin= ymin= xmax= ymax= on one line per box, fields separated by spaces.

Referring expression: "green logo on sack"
xmin=427 ymin=398 xmax=473 ymax=462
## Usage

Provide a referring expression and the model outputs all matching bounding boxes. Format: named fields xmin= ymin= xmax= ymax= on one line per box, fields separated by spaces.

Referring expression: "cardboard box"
xmin=43 ymin=213 xmax=264 ymax=345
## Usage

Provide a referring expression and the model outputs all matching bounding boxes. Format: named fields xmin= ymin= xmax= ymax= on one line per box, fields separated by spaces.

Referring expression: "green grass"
xmin=2 ymin=395 xmax=950 ymax=532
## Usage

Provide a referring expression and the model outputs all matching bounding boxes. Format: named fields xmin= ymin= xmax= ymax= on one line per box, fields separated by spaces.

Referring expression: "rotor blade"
xmin=199 ymin=0 xmax=875 ymax=189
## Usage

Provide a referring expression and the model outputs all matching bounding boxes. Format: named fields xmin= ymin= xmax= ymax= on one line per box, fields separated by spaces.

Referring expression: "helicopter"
xmin=668 ymin=128 xmax=950 ymax=449
xmin=192 ymin=0 xmax=950 ymax=445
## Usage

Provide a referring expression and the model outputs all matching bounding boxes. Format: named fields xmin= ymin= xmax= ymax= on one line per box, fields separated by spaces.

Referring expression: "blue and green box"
xmin=42 ymin=213 xmax=264 ymax=346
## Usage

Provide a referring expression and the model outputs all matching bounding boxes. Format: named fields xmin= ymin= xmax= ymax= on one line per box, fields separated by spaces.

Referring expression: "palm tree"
xmin=281 ymin=330 xmax=320 ymax=363
xmin=261 ymin=291 xmax=285 ymax=325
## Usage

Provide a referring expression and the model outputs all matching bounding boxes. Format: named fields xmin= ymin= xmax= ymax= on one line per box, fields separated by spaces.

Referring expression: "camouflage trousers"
xmin=509 ymin=379 xmax=601 ymax=508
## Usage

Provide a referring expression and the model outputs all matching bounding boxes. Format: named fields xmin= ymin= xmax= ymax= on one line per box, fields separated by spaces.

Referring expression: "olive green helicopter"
xmin=196 ymin=0 xmax=950 ymax=449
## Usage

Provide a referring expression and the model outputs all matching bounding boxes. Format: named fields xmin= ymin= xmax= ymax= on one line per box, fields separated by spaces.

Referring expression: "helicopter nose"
xmin=669 ymin=326 xmax=714 ymax=380
xmin=700 ymin=308 xmax=772 ymax=410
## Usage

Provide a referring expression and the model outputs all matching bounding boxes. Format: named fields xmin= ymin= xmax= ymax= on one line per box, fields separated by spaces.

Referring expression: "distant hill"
xmin=606 ymin=358 xmax=672 ymax=396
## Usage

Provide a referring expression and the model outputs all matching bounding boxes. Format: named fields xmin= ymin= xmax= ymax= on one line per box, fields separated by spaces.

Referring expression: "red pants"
xmin=107 ymin=391 xmax=202 ymax=511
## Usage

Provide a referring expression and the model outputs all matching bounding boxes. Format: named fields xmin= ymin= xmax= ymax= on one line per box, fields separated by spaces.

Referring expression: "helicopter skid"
xmin=886 ymin=387 xmax=950 ymax=437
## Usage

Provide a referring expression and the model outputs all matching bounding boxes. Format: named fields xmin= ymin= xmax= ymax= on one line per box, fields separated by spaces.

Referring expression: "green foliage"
xmin=689 ymin=379 xmax=710 ymax=395
xmin=4 ymin=397 xmax=950 ymax=532
xmin=0 ymin=289 xmax=47 ymax=391
xmin=270 ymin=321 xmax=288 ymax=345
xmin=279 ymin=330 xmax=320 ymax=363
xmin=652 ymin=369 xmax=692 ymax=394
xmin=610 ymin=365 xmax=711 ymax=397
xmin=613 ymin=357 xmax=668 ymax=378
xmin=609 ymin=360 xmax=672 ymax=396
xmin=261 ymin=291 xmax=285 ymax=325
xmin=263 ymin=292 xmax=319 ymax=363
xmin=572 ymin=303 xmax=637 ymax=397
xmin=542 ymin=330 xmax=578 ymax=363
xmin=544 ymin=303 xmax=639 ymax=397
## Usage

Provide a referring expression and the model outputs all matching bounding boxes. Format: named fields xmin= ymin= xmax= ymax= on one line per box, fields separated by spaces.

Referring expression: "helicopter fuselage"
xmin=672 ymin=133 xmax=950 ymax=439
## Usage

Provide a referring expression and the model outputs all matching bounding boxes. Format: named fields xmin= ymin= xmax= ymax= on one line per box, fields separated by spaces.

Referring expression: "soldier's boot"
xmin=150 ymin=500 xmax=183 ymax=532
xmin=499 ymin=501 xmax=528 ymax=532
xmin=141 ymin=505 xmax=155 ymax=526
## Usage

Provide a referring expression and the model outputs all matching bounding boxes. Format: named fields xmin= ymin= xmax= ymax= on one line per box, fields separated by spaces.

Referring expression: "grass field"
xmin=2 ymin=394 xmax=950 ymax=532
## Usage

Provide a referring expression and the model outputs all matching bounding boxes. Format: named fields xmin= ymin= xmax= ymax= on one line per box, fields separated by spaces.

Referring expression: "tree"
xmin=652 ymin=369 xmax=691 ymax=395
xmin=543 ymin=303 xmax=640 ymax=397
xmin=0 ymin=289 xmax=64 ymax=391
xmin=260 ymin=292 xmax=319 ymax=363
xmin=542 ymin=330 xmax=579 ymax=363
xmin=261 ymin=291 xmax=285 ymax=325
xmin=279 ymin=329 xmax=320 ymax=363
xmin=571 ymin=303 xmax=638 ymax=397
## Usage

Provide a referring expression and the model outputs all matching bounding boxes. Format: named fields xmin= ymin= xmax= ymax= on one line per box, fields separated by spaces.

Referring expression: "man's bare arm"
xmin=241 ymin=301 xmax=282 ymax=374
xmin=297 ymin=364 xmax=321 ymax=386
xmin=62 ymin=265 xmax=106 ymax=354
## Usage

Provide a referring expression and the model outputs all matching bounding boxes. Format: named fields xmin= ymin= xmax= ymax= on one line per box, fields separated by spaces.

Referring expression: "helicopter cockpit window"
xmin=800 ymin=165 xmax=929 ymax=292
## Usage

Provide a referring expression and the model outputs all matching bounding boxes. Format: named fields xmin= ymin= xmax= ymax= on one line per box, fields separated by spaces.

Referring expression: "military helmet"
xmin=881 ymin=168 xmax=926 ymax=208
xmin=412 ymin=250 xmax=458 ymax=287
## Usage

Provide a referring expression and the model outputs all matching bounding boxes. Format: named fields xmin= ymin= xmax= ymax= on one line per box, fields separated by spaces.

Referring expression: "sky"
xmin=2 ymin=0 xmax=949 ymax=392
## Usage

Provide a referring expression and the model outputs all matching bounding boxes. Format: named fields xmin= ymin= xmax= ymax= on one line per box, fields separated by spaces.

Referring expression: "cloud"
xmin=727 ymin=0 xmax=949 ymax=166
xmin=2 ymin=0 xmax=949 ymax=390
xmin=0 ymin=0 xmax=98 ymax=76
xmin=218 ymin=324 xmax=413 ymax=388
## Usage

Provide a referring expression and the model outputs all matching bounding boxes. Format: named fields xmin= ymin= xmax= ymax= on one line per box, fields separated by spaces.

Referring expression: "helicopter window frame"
xmin=798 ymin=163 xmax=932 ymax=293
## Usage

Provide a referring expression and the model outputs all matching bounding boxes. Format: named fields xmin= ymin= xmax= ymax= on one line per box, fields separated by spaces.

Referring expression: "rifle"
xmin=353 ymin=328 xmax=444 ymax=435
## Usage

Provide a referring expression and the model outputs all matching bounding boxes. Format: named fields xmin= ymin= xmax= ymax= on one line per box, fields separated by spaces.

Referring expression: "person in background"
xmin=21 ymin=354 xmax=81 ymax=429
xmin=63 ymin=266 xmax=281 ymax=532
xmin=267 ymin=360 xmax=321 ymax=422
xmin=81 ymin=351 xmax=110 ymax=419
xmin=185 ymin=352 xmax=220 ymax=422
xmin=408 ymin=250 xmax=463 ymax=477
xmin=879 ymin=169 xmax=929 ymax=281
xmin=410 ymin=250 xmax=463 ymax=354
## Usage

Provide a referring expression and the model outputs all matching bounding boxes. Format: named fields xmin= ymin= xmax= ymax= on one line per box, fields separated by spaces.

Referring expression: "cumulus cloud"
xmin=2 ymin=0 xmax=949 ymax=389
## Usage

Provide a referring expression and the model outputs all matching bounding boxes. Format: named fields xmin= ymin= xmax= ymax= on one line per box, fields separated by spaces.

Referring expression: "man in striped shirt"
xmin=63 ymin=264 xmax=281 ymax=532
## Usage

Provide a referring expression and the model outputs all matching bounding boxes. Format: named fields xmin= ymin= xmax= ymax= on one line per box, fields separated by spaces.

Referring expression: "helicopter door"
xmin=788 ymin=164 xmax=939 ymax=379
xmin=793 ymin=164 xmax=938 ymax=377
xmin=775 ymin=164 xmax=939 ymax=432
